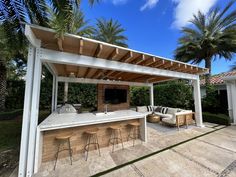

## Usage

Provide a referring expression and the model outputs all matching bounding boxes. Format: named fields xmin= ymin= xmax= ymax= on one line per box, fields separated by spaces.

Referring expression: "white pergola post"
xmin=226 ymin=82 xmax=233 ymax=121
xmin=51 ymin=75 xmax=55 ymax=112
xmin=18 ymin=46 xmax=36 ymax=177
xmin=193 ymin=78 xmax=203 ymax=127
xmin=26 ymin=48 xmax=42 ymax=177
xmin=54 ymin=77 xmax=58 ymax=110
xmin=226 ymin=81 xmax=236 ymax=124
xmin=150 ymin=84 xmax=154 ymax=106
xmin=64 ymin=82 xmax=68 ymax=103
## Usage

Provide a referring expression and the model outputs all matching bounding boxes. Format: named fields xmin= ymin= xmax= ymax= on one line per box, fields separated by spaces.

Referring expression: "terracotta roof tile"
xmin=200 ymin=70 xmax=236 ymax=85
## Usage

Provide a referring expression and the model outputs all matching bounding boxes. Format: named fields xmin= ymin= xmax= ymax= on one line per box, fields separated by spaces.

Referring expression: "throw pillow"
xmin=155 ymin=106 xmax=162 ymax=112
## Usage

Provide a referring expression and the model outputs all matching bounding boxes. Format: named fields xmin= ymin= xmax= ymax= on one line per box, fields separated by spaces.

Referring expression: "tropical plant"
xmin=47 ymin=6 xmax=94 ymax=38
xmin=175 ymin=1 xmax=236 ymax=89
xmin=0 ymin=23 xmax=27 ymax=110
xmin=94 ymin=18 xmax=128 ymax=47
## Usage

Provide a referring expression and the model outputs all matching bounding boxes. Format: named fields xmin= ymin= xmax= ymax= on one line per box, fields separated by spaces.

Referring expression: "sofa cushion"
xmin=155 ymin=112 xmax=173 ymax=119
xmin=161 ymin=107 xmax=168 ymax=114
xmin=136 ymin=106 xmax=148 ymax=113
xmin=162 ymin=117 xmax=176 ymax=124
xmin=167 ymin=108 xmax=178 ymax=115
xmin=147 ymin=105 xmax=154 ymax=112
xmin=155 ymin=106 xmax=162 ymax=112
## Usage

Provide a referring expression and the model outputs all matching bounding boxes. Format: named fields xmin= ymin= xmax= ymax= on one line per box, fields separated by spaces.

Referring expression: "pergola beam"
xmin=40 ymin=48 xmax=199 ymax=80
xmin=57 ymin=76 xmax=152 ymax=87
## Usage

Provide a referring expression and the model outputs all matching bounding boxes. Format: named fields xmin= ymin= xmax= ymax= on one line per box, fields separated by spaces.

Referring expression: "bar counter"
xmin=34 ymin=110 xmax=146 ymax=172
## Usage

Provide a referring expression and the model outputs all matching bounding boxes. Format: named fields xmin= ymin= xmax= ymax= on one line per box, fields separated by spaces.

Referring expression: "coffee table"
xmin=147 ymin=113 xmax=160 ymax=123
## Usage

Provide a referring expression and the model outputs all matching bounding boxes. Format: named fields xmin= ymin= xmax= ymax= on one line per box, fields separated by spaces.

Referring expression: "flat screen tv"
xmin=104 ymin=88 xmax=127 ymax=104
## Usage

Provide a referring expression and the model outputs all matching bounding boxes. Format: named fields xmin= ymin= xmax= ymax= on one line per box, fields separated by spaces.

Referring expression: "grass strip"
xmin=91 ymin=126 xmax=226 ymax=177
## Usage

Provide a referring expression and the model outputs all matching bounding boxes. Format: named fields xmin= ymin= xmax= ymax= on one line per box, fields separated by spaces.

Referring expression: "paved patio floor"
xmin=33 ymin=123 xmax=236 ymax=177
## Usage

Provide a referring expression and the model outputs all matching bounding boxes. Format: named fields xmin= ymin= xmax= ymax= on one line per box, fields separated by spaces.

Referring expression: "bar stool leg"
xmin=119 ymin=129 xmax=124 ymax=150
xmin=85 ymin=135 xmax=91 ymax=161
xmin=134 ymin=127 xmax=137 ymax=146
xmin=95 ymin=134 xmax=101 ymax=156
xmin=112 ymin=130 xmax=115 ymax=153
xmin=67 ymin=138 xmax=73 ymax=165
xmin=54 ymin=143 xmax=61 ymax=170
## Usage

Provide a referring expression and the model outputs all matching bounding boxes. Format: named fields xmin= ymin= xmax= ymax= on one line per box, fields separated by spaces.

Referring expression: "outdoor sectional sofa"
xmin=136 ymin=106 xmax=195 ymax=130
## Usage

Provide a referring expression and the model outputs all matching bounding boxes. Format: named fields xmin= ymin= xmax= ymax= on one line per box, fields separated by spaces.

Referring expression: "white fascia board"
xmin=39 ymin=48 xmax=199 ymax=81
xmin=25 ymin=25 xmax=41 ymax=48
xmin=57 ymin=77 xmax=152 ymax=87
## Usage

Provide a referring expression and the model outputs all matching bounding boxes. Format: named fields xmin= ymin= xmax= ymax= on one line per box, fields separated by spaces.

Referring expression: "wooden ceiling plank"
xmin=135 ymin=55 xmax=146 ymax=65
xmin=94 ymin=44 xmax=103 ymax=58
xmin=120 ymin=51 xmax=133 ymax=62
xmin=107 ymin=48 xmax=119 ymax=60
xmin=57 ymin=38 xmax=63 ymax=51
xmin=139 ymin=56 xmax=156 ymax=66
xmin=79 ymin=39 xmax=83 ymax=54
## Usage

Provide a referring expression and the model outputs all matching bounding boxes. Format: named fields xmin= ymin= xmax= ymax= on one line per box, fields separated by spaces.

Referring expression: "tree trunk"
xmin=205 ymin=58 xmax=212 ymax=95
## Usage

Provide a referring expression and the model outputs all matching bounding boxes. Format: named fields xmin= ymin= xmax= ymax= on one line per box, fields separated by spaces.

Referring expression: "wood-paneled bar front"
xmin=42 ymin=118 xmax=139 ymax=162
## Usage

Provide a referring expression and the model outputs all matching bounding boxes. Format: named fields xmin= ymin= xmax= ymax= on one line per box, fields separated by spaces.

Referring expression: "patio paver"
xmin=33 ymin=124 xmax=236 ymax=177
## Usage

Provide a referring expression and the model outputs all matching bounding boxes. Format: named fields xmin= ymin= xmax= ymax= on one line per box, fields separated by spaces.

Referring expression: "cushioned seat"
xmin=162 ymin=117 xmax=176 ymax=124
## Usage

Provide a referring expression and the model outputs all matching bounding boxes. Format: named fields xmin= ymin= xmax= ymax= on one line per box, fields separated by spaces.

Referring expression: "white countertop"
xmin=38 ymin=110 xmax=145 ymax=131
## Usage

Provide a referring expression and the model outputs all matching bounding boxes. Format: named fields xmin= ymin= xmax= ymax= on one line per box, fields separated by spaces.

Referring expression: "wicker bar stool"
xmin=108 ymin=125 xmax=124 ymax=152
xmin=127 ymin=122 xmax=141 ymax=146
xmin=54 ymin=134 xmax=73 ymax=170
xmin=84 ymin=128 xmax=101 ymax=161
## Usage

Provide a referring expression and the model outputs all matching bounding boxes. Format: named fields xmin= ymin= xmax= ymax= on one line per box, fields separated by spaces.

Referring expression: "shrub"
xmin=202 ymin=85 xmax=221 ymax=113
xmin=130 ymin=87 xmax=150 ymax=106
xmin=154 ymin=80 xmax=194 ymax=109
xmin=203 ymin=112 xmax=230 ymax=125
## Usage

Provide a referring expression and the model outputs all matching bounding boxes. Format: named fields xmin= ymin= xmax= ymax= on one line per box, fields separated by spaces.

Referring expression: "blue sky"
xmin=81 ymin=0 xmax=236 ymax=74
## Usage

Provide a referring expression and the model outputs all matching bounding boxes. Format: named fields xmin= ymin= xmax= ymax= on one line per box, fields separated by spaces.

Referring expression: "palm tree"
xmin=48 ymin=6 xmax=94 ymax=38
xmin=94 ymin=18 xmax=128 ymax=47
xmin=175 ymin=1 xmax=236 ymax=89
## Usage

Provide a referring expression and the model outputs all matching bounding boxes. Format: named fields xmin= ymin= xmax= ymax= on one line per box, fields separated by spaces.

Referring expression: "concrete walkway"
xmin=32 ymin=123 xmax=236 ymax=177
xmin=102 ymin=126 xmax=236 ymax=177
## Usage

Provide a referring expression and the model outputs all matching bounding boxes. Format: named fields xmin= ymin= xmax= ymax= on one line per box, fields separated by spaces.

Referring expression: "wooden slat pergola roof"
xmin=29 ymin=24 xmax=208 ymax=84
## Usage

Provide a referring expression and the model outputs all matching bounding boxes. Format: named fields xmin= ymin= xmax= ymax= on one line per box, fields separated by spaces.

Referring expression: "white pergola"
xmin=19 ymin=24 xmax=208 ymax=177
xmin=224 ymin=76 xmax=236 ymax=124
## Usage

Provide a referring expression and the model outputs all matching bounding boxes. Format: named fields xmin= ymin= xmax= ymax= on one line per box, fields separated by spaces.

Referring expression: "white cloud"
xmin=112 ymin=0 xmax=128 ymax=5
xmin=140 ymin=0 xmax=159 ymax=11
xmin=172 ymin=0 xmax=218 ymax=28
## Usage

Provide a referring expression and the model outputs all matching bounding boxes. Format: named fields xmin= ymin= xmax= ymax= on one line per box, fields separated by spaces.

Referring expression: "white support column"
xmin=150 ymin=84 xmax=154 ymax=106
xmin=18 ymin=46 xmax=35 ymax=177
xmin=51 ymin=75 xmax=55 ymax=112
xmin=64 ymin=82 xmax=68 ymax=103
xmin=193 ymin=78 xmax=203 ymax=127
xmin=54 ymin=77 xmax=58 ymax=110
xmin=26 ymin=48 xmax=42 ymax=177
xmin=226 ymin=82 xmax=233 ymax=121
xmin=230 ymin=81 xmax=236 ymax=124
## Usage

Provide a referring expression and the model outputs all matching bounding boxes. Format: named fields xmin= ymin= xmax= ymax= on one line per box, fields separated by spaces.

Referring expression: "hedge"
xmin=0 ymin=109 xmax=23 ymax=120
xmin=202 ymin=112 xmax=230 ymax=126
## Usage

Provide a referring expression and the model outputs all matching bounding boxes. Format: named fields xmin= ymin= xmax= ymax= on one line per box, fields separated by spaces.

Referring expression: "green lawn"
xmin=0 ymin=110 xmax=50 ymax=152
xmin=0 ymin=120 xmax=22 ymax=152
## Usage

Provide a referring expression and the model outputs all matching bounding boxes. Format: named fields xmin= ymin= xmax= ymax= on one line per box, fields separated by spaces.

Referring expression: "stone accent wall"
xmin=97 ymin=84 xmax=130 ymax=112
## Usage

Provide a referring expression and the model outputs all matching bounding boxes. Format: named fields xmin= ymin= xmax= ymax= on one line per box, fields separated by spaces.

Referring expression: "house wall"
xmin=97 ymin=84 xmax=130 ymax=112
